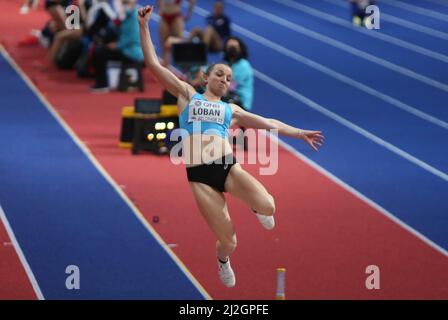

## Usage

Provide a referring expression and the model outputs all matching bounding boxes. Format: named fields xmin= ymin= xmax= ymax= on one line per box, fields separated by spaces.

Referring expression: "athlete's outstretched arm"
xmin=138 ymin=5 xmax=194 ymax=100
xmin=231 ymin=104 xmax=324 ymax=152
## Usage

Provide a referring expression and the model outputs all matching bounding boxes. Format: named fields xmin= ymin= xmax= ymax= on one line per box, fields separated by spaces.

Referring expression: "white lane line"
xmin=193 ymin=4 xmax=448 ymax=130
xmin=261 ymin=131 xmax=448 ymax=257
xmin=423 ymin=0 xmax=448 ymax=8
xmin=0 ymin=45 xmax=212 ymax=300
xmin=0 ymin=204 xmax=44 ymax=299
xmin=323 ymin=0 xmax=448 ymax=40
xmin=273 ymin=0 xmax=448 ymax=64
xmin=227 ymin=0 xmax=448 ymax=93
xmin=252 ymin=68 xmax=448 ymax=183
xmin=382 ymin=0 xmax=448 ymax=22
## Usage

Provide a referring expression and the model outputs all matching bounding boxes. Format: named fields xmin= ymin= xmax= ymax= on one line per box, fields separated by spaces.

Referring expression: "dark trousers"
xmin=351 ymin=1 xmax=375 ymax=19
xmin=92 ymin=46 xmax=131 ymax=87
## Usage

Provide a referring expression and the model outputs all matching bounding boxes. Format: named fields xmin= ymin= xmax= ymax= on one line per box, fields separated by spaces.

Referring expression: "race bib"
xmin=188 ymin=99 xmax=226 ymax=125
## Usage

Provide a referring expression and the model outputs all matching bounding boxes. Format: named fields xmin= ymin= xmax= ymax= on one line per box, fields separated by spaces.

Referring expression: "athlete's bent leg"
xmin=190 ymin=182 xmax=236 ymax=286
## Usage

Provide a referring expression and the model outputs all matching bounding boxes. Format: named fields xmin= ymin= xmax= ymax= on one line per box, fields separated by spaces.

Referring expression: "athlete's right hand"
xmin=138 ymin=5 xmax=153 ymax=26
xmin=300 ymin=130 xmax=324 ymax=152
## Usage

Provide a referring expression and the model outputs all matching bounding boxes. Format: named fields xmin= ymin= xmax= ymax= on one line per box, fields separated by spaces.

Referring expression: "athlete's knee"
xmin=267 ymin=194 xmax=276 ymax=215
xmin=222 ymin=235 xmax=237 ymax=253
xmin=260 ymin=194 xmax=276 ymax=216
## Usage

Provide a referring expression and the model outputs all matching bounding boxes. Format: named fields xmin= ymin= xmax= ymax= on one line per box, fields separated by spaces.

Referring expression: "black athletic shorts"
xmin=186 ymin=154 xmax=237 ymax=192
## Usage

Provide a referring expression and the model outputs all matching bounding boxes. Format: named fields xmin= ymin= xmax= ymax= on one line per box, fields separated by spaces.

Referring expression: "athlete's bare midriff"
xmin=176 ymin=92 xmax=233 ymax=167
xmin=182 ymin=134 xmax=233 ymax=167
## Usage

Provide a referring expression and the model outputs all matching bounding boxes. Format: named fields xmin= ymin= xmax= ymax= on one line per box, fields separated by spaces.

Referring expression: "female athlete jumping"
xmin=138 ymin=5 xmax=324 ymax=287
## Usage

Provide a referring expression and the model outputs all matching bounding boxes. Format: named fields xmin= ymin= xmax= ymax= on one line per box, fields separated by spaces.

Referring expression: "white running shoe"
xmin=256 ymin=213 xmax=275 ymax=230
xmin=217 ymin=258 xmax=236 ymax=287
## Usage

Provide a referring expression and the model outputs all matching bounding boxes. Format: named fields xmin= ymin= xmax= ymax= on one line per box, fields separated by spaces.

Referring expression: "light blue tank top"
xmin=179 ymin=93 xmax=233 ymax=137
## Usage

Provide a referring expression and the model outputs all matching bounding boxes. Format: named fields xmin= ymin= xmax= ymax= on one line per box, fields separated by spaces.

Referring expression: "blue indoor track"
xmin=0 ymin=52 xmax=206 ymax=299
xmin=1 ymin=0 xmax=447 ymax=299
xmin=146 ymin=0 xmax=448 ymax=251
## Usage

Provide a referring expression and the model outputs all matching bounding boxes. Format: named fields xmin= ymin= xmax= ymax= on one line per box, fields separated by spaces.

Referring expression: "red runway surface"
xmin=1 ymin=0 xmax=447 ymax=299
xmin=0 ymin=214 xmax=36 ymax=300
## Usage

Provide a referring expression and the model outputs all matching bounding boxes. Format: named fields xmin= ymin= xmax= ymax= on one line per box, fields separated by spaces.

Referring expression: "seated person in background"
xmin=90 ymin=0 xmax=143 ymax=92
xmin=162 ymin=1 xmax=230 ymax=66
xmin=222 ymin=37 xmax=253 ymax=111
xmin=158 ymin=0 xmax=196 ymax=66
xmin=19 ymin=19 xmax=56 ymax=48
xmin=45 ymin=0 xmax=70 ymax=32
xmin=23 ymin=0 xmax=68 ymax=48
xmin=75 ymin=0 xmax=119 ymax=78
xmin=188 ymin=1 xmax=230 ymax=53
xmin=349 ymin=0 xmax=376 ymax=27
xmin=86 ymin=0 xmax=118 ymax=43
xmin=33 ymin=0 xmax=88 ymax=69
xmin=50 ymin=0 xmax=89 ymax=67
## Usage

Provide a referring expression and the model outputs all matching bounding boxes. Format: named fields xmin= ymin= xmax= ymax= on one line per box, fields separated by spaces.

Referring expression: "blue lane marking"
xmin=180 ymin=1 xmax=448 ymax=250
xmin=245 ymin=0 xmax=448 ymax=82
xmin=195 ymin=0 xmax=448 ymax=171
xmin=299 ymin=0 xmax=448 ymax=54
xmin=360 ymin=0 xmax=448 ymax=32
xmin=198 ymin=0 xmax=448 ymax=121
xmin=253 ymin=72 xmax=448 ymax=251
xmin=407 ymin=0 xmax=448 ymax=11
xmin=0 ymin=53 xmax=205 ymax=299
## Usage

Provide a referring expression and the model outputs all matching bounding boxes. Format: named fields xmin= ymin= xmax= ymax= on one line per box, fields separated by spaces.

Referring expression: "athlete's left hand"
xmin=300 ymin=130 xmax=324 ymax=152
xmin=138 ymin=5 xmax=153 ymax=25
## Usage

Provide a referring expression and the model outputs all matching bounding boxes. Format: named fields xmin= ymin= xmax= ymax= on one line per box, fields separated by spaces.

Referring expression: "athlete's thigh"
xmin=224 ymin=164 xmax=271 ymax=208
xmin=190 ymin=182 xmax=235 ymax=242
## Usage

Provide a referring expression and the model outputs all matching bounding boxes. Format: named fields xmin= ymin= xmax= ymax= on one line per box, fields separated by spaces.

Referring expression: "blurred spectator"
xmin=158 ymin=0 xmax=196 ymax=65
xmin=90 ymin=0 xmax=143 ymax=92
xmin=45 ymin=0 xmax=70 ymax=32
xmin=349 ymin=0 xmax=376 ymax=27
xmin=51 ymin=0 xmax=88 ymax=66
xmin=75 ymin=0 xmax=119 ymax=77
xmin=86 ymin=0 xmax=118 ymax=44
xmin=189 ymin=1 xmax=231 ymax=53
xmin=33 ymin=0 xmax=88 ymax=69
xmin=18 ymin=21 xmax=54 ymax=48
xmin=20 ymin=1 xmax=68 ymax=48
xmin=20 ymin=0 xmax=39 ymax=15
xmin=222 ymin=37 xmax=253 ymax=111
xmin=162 ymin=1 xmax=230 ymax=66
